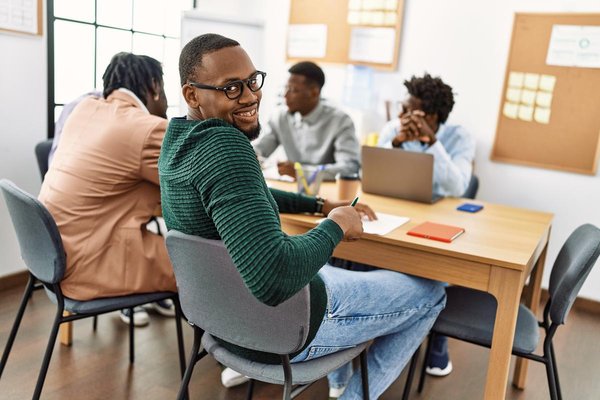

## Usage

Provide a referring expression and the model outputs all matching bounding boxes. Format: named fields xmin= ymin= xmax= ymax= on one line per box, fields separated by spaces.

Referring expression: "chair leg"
xmin=177 ymin=327 xmax=203 ymax=400
xmin=92 ymin=316 xmax=98 ymax=332
xmin=360 ymin=349 xmax=370 ymax=400
xmin=0 ymin=274 xmax=35 ymax=379
xmin=32 ymin=305 xmax=63 ymax=400
xmin=549 ymin=343 xmax=562 ymax=400
xmin=402 ymin=344 xmax=421 ymax=400
xmin=128 ymin=307 xmax=135 ymax=363
xmin=173 ymin=296 xmax=187 ymax=378
xmin=417 ymin=333 xmax=434 ymax=393
xmin=544 ymin=340 xmax=559 ymax=400
xmin=281 ymin=355 xmax=293 ymax=400
xmin=245 ymin=379 xmax=255 ymax=400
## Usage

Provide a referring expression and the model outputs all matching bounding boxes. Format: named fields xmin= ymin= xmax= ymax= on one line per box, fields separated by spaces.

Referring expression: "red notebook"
xmin=407 ymin=221 xmax=465 ymax=243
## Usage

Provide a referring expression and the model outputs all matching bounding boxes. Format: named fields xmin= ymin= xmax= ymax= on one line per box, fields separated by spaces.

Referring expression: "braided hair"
xmin=404 ymin=73 xmax=455 ymax=123
xmin=102 ymin=52 xmax=163 ymax=105
xmin=179 ymin=33 xmax=240 ymax=86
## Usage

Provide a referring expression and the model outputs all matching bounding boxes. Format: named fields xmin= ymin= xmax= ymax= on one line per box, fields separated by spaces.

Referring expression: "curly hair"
xmin=102 ymin=52 xmax=163 ymax=105
xmin=404 ymin=73 xmax=454 ymax=123
xmin=179 ymin=33 xmax=240 ymax=86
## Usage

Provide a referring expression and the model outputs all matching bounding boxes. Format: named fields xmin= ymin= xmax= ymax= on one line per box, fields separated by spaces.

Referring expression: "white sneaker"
xmin=146 ymin=299 xmax=176 ymax=317
xmin=221 ymin=367 xmax=250 ymax=388
xmin=119 ymin=307 xmax=150 ymax=327
xmin=329 ymin=386 xmax=346 ymax=399
xmin=425 ymin=360 xmax=453 ymax=377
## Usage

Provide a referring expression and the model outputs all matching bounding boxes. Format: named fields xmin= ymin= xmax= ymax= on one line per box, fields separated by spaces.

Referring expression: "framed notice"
xmin=0 ymin=0 xmax=42 ymax=36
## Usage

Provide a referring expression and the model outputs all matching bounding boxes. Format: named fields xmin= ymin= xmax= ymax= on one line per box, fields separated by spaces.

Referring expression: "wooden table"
xmin=270 ymin=181 xmax=553 ymax=400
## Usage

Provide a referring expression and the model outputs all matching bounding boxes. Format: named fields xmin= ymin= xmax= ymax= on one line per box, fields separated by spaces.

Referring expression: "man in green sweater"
xmin=159 ymin=33 xmax=446 ymax=400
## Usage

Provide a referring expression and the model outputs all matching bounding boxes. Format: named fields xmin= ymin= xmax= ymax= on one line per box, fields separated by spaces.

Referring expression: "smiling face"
xmin=182 ymin=46 xmax=262 ymax=140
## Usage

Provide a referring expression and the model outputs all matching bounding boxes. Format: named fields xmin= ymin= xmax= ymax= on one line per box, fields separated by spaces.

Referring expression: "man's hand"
xmin=322 ymin=199 xmax=377 ymax=221
xmin=277 ymin=161 xmax=296 ymax=178
xmin=327 ymin=206 xmax=364 ymax=242
xmin=393 ymin=110 xmax=437 ymax=146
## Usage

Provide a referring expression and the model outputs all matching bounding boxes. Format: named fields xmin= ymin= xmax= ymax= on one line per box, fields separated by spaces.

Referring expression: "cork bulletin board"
xmin=287 ymin=0 xmax=405 ymax=71
xmin=491 ymin=13 xmax=600 ymax=175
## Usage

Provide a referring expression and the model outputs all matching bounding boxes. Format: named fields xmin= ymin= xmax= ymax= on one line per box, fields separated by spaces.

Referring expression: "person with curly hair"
xmin=378 ymin=73 xmax=475 ymax=198
xmin=377 ymin=74 xmax=476 ymax=378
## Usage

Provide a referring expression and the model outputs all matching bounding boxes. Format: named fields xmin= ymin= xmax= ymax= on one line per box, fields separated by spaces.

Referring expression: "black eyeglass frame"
xmin=188 ymin=71 xmax=267 ymax=100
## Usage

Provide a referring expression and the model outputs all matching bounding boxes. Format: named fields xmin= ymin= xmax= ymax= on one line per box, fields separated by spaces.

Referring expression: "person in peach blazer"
xmin=39 ymin=53 xmax=176 ymax=324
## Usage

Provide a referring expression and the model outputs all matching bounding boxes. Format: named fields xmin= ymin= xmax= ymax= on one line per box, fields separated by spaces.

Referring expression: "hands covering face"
xmin=393 ymin=109 xmax=437 ymax=146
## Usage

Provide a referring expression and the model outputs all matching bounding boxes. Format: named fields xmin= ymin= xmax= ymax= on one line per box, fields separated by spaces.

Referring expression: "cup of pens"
xmin=294 ymin=162 xmax=325 ymax=196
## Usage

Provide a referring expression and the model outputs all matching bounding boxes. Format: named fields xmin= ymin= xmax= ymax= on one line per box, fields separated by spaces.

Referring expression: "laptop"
xmin=361 ymin=146 xmax=442 ymax=204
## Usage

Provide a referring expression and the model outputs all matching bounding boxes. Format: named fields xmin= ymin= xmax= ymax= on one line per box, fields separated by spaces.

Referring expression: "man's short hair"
xmin=102 ymin=52 xmax=163 ymax=105
xmin=179 ymin=33 xmax=240 ymax=86
xmin=404 ymin=73 xmax=455 ymax=124
xmin=288 ymin=61 xmax=325 ymax=90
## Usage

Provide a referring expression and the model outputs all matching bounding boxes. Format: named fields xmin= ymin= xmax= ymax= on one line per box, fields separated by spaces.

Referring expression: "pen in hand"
xmin=350 ymin=197 xmax=359 ymax=207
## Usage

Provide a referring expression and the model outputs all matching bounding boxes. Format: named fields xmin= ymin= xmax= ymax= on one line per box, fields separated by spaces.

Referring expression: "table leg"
xmin=513 ymin=242 xmax=548 ymax=389
xmin=484 ymin=267 xmax=524 ymax=400
xmin=60 ymin=313 xmax=72 ymax=346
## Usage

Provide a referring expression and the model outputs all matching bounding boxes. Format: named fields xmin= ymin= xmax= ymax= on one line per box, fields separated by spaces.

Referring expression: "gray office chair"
xmin=0 ymin=179 xmax=186 ymax=399
xmin=406 ymin=224 xmax=600 ymax=400
xmin=462 ymin=174 xmax=479 ymax=199
xmin=165 ymin=229 xmax=370 ymax=400
xmin=34 ymin=139 xmax=53 ymax=181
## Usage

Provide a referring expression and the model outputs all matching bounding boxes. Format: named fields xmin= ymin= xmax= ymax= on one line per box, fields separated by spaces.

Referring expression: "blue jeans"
xmin=291 ymin=265 xmax=446 ymax=400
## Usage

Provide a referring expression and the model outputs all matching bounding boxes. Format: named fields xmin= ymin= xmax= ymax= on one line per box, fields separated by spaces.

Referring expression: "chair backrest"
xmin=165 ymin=229 xmax=311 ymax=355
xmin=462 ymin=174 xmax=479 ymax=199
xmin=35 ymin=139 xmax=53 ymax=181
xmin=0 ymin=179 xmax=66 ymax=284
xmin=548 ymin=224 xmax=600 ymax=324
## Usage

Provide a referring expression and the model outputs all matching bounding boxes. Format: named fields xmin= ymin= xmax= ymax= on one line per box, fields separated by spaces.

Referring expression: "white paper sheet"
xmin=317 ymin=212 xmax=409 ymax=236
xmin=287 ymin=24 xmax=327 ymax=58
xmin=349 ymin=27 xmax=395 ymax=64
xmin=546 ymin=25 xmax=600 ymax=68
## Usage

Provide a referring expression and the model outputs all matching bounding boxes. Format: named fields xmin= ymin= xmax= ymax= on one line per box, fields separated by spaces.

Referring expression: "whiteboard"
xmin=181 ymin=11 xmax=265 ymax=69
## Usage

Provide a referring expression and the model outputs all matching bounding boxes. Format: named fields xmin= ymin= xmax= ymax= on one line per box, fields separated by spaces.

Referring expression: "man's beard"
xmin=234 ymin=121 xmax=261 ymax=141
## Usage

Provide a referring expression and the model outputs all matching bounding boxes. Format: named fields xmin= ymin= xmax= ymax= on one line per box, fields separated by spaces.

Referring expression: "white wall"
xmin=197 ymin=0 xmax=600 ymax=300
xmin=0 ymin=29 xmax=47 ymax=278
xmin=2 ymin=0 xmax=599 ymax=302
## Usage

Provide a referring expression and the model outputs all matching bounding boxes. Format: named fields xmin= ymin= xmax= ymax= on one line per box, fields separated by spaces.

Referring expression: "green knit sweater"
xmin=158 ymin=117 xmax=343 ymax=363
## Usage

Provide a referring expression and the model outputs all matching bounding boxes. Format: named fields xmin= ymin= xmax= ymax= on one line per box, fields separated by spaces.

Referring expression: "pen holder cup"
xmin=296 ymin=166 xmax=324 ymax=196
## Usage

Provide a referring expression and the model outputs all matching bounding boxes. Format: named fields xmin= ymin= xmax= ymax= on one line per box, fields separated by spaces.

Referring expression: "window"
xmin=47 ymin=0 xmax=195 ymax=136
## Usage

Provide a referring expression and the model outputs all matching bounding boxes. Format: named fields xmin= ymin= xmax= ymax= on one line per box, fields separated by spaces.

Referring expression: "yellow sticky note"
xmin=386 ymin=0 xmax=398 ymax=10
xmin=524 ymin=73 xmax=540 ymax=90
xmin=508 ymin=72 xmax=524 ymax=88
xmin=384 ymin=11 xmax=397 ymax=25
xmin=503 ymin=102 xmax=519 ymax=119
xmin=539 ymin=75 xmax=556 ymax=92
xmin=518 ymin=105 xmax=534 ymax=121
xmin=520 ymin=89 xmax=536 ymax=105
xmin=536 ymin=92 xmax=553 ymax=108
xmin=348 ymin=11 xmax=361 ymax=24
xmin=534 ymin=107 xmax=551 ymax=124
xmin=506 ymin=88 xmax=521 ymax=103
xmin=348 ymin=0 xmax=362 ymax=11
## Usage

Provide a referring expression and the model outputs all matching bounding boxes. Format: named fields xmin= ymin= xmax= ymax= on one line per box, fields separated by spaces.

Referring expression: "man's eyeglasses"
xmin=188 ymin=71 xmax=267 ymax=100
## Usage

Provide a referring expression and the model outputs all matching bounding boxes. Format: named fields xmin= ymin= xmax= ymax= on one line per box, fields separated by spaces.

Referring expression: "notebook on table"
xmin=361 ymin=146 xmax=442 ymax=204
xmin=407 ymin=221 xmax=465 ymax=243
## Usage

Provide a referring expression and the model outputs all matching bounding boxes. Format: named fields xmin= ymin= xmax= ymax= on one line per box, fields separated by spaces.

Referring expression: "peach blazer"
xmin=39 ymin=90 xmax=176 ymax=300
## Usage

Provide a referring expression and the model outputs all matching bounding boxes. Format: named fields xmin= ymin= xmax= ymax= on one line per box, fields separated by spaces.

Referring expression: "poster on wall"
xmin=0 ymin=0 xmax=42 ymax=35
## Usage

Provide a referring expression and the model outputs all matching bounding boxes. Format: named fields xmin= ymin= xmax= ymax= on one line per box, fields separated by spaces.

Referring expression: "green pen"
xmin=350 ymin=196 xmax=359 ymax=207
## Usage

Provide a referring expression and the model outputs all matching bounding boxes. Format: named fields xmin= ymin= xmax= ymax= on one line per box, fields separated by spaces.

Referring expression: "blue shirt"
xmin=378 ymin=119 xmax=475 ymax=197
